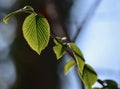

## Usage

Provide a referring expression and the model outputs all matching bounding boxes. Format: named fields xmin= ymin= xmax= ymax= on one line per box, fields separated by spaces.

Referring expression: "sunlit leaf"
xmin=82 ymin=64 xmax=98 ymax=89
xmin=64 ymin=59 xmax=76 ymax=75
xmin=3 ymin=5 xmax=34 ymax=23
xmin=69 ymin=43 xmax=84 ymax=58
xmin=53 ymin=44 xmax=67 ymax=59
xmin=23 ymin=13 xmax=50 ymax=55
xmin=69 ymin=43 xmax=85 ymax=74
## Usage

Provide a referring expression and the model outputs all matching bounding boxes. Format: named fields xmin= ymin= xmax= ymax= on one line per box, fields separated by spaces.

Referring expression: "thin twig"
xmin=97 ymin=79 xmax=105 ymax=87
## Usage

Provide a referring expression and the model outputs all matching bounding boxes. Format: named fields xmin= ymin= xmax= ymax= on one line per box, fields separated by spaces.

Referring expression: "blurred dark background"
xmin=0 ymin=0 xmax=120 ymax=89
xmin=0 ymin=0 xmax=76 ymax=89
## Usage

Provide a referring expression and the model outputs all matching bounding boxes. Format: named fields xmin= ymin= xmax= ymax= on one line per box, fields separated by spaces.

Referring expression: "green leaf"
xmin=3 ymin=5 xmax=34 ymax=23
xmin=53 ymin=44 xmax=67 ymax=59
xmin=102 ymin=87 xmax=109 ymax=89
xmin=82 ymin=64 xmax=98 ymax=89
xmin=103 ymin=80 xmax=118 ymax=88
xmin=69 ymin=43 xmax=85 ymax=74
xmin=64 ymin=59 xmax=76 ymax=75
xmin=68 ymin=43 xmax=84 ymax=58
xmin=92 ymin=88 xmax=99 ymax=89
xmin=53 ymin=39 xmax=62 ymax=45
xmin=53 ymin=37 xmax=67 ymax=45
xmin=102 ymin=86 xmax=118 ymax=89
xmin=23 ymin=13 xmax=50 ymax=55
xmin=102 ymin=86 xmax=114 ymax=89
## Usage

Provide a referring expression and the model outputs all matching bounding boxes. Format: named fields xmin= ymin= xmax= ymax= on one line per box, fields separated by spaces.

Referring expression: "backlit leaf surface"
xmin=82 ymin=64 xmax=98 ymax=89
xmin=64 ymin=59 xmax=76 ymax=75
xmin=23 ymin=13 xmax=50 ymax=54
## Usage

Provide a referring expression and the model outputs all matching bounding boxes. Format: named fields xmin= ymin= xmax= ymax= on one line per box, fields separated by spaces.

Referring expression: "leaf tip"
xmin=35 ymin=50 xmax=41 ymax=55
xmin=64 ymin=68 xmax=70 ymax=75
xmin=37 ymin=52 xmax=41 ymax=55
xmin=3 ymin=18 xmax=8 ymax=24
xmin=64 ymin=71 xmax=68 ymax=75
xmin=64 ymin=59 xmax=76 ymax=75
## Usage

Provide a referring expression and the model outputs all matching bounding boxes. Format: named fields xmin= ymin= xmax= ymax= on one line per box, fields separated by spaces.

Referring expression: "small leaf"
xmin=68 ymin=43 xmax=84 ymax=58
xmin=92 ymin=87 xmax=99 ymax=89
xmin=23 ymin=13 xmax=50 ymax=55
xmin=82 ymin=64 xmax=98 ymax=89
xmin=102 ymin=86 xmax=118 ymax=89
xmin=53 ymin=37 xmax=67 ymax=45
xmin=103 ymin=80 xmax=118 ymax=88
xmin=3 ymin=5 xmax=34 ymax=23
xmin=64 ymin=59 xmax=76 ymax=75
xmin=102 ymin=87 xmax=109 ymax=89
xmin=69 ymin=43 xmax=85 ymax=74
xmin=53 ymin=39 xmax=62 ymax=45
xmin=53 ymin=44 xmax=67 ymax=59
xmin=3 ymin=10 xmax=20 ymax=24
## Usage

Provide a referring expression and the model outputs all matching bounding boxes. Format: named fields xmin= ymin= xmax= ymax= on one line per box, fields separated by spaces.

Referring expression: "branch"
xmin=97 ymin=79 xmax=105 ymax=87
